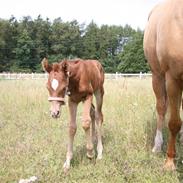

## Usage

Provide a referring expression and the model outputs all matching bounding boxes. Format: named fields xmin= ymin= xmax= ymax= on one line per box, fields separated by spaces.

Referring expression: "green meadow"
xmin=0 ymin=78 xmax=183 ymax=183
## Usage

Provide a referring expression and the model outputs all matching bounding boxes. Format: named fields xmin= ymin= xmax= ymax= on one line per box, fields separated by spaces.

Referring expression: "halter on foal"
xmin=42 ymin=58 xmax=104 ymax=173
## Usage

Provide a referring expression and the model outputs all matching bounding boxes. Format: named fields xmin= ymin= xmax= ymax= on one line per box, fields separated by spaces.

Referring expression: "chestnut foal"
xmin=42 ymin=58 xmax=104 ymax=173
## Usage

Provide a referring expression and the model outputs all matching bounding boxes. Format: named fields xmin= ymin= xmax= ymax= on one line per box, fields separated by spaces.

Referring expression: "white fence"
xmin=0 ymin=72 xmax=152 ymax=80
xmin=0 ymin=73 xmax=48 ymax=80
xmin=105 ymin=72 xmax=152 ymax=79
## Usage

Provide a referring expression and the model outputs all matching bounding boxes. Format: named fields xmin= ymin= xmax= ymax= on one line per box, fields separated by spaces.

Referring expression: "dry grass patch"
xmin=0 ymin=78 xmax=182 ymax=182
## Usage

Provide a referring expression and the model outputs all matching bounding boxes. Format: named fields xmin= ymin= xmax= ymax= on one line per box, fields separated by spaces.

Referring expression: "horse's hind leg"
xmin=152 ymin=73 xmax=168 ymax=152
xmin=95 ymin=88 xmax=104 ymax=159
xmin=164 ymin=72 xmax=182 ymax=170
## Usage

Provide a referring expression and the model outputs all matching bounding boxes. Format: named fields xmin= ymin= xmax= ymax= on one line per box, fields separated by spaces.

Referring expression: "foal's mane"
xmin=52 ymin=63 xmax=60 ymax=72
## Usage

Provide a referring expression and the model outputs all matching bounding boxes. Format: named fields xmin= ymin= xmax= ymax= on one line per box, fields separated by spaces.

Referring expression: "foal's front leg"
xmin=82 ymin=95 xmax=94 ymax=158
xmin=63 ymin=99 xmax=78 ymax=173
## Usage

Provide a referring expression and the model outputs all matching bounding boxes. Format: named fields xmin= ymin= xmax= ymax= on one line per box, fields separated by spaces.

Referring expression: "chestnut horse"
xmin=42 ymin=58 xmax=104 ymax=173
xmin=144 ymin=0 xmax=183 ymax=170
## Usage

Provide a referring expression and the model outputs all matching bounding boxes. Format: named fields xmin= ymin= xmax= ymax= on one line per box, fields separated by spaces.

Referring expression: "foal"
xmin=42 ymin=58 xmax=104 ymax=173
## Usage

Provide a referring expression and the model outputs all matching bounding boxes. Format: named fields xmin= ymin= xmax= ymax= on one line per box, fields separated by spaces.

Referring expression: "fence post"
xmin=140 ymin=72 xmax=142 ymax=79
xmin=31 ymin=73 xmax=34 ymax=79
xmin=19 ymin=73 xmax=21 ymax=79
xmin=115 ymin=72 xmax=118 ymax=80
xmin=8 ymin=72 xmax=10 ymax=79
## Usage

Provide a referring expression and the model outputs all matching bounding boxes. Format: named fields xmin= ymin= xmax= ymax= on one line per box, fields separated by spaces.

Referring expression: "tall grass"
xmin=0 ymin=78 xmax=182 ymax=183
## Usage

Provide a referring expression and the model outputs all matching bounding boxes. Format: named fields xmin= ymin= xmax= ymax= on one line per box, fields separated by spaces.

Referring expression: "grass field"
xmin=0 ymin=78 xmax=183 ymax=183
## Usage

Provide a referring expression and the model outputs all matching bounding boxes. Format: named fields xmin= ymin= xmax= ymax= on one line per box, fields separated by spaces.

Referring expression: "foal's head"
xmin=42 ymin=58 xmax=68 ymax=118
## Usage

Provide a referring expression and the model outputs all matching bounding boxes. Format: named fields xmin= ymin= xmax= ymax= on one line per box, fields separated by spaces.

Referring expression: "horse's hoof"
xmin=163 ymin=158 xmax=176 ymax=171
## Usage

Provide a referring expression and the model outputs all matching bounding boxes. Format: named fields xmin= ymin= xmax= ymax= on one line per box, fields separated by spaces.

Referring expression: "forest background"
xmin=0 ymin=16 xmax=149 ymax=73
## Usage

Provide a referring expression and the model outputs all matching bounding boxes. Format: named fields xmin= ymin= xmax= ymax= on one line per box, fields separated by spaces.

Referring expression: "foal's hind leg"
xmin=152 ymin=73 xmax=168 ymax=152
xmin=95 ymin=89 xmax=104 ymax=159
xmin=82 ymin=95 xmax=94 ymax=159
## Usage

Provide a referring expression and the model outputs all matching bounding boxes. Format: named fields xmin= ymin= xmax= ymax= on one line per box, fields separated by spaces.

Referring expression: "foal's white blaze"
xmin=51 ymin=79 xmax=59 ymax=91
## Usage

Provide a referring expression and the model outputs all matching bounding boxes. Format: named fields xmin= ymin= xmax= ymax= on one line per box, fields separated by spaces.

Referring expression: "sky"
xmin=0 ymin=0 xmax=164 ymax=30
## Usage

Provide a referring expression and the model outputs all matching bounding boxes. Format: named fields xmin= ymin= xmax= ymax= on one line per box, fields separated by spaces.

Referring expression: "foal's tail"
xmin=90 ymin=103 xmax=96 ymax=143
xmin=90 ymin=103 xmax=95 ymax=120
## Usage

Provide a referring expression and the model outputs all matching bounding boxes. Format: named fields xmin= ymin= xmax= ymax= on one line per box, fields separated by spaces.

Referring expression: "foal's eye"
xmin=58 ymin=86 xmax=66 ymax=95
xmin=62 ymin=87 xmax=66 ymax=92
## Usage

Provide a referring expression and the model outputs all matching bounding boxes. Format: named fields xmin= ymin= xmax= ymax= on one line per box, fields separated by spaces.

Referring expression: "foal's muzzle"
xmin=51 ymin=110 xmax=60 ymax=118
xmin=48 ymin=97 xmax=65 ymax=119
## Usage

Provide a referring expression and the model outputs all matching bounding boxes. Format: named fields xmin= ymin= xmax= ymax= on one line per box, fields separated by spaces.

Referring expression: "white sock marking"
xmin=152 ymin=129 xmax=163 ymax=152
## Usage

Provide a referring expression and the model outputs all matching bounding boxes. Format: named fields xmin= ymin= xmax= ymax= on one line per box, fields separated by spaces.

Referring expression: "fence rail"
xmin=0 ymin=72 xmax=152 ymax=80
xmin=105 ymin=72 xmax=152 ymax=79
xmin=0 ymin=73 xmax=48 ymax=80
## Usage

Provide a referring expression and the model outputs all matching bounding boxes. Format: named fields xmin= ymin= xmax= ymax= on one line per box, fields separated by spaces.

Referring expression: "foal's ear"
xmin=41 ymin=58 xmax=52 ymax=73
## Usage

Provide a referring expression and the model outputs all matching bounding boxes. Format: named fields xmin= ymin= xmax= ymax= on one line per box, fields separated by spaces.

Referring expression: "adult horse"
xmin=144 ymin=0 xmax=183 ymax=170
xmin=42 ymin=58 xmax=104 ymax=173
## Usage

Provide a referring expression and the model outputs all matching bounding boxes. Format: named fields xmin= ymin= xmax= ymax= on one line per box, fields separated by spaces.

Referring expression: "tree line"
xmin=0 ymin=15 xmax=149 ymax=73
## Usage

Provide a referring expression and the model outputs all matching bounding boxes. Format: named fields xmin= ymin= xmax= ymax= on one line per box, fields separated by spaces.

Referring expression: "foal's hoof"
xmin=152 ymin=145 xmax=162 ymax=153
xmin=63 ymin=167 xmax=69 ymax=175
xmin=87 ymin=150 xmax=95 ymax=159
xmin=163 ymin=158 xmax=176 ymax=171
xmin=63 ymin=162 xmax=70 ymax=175
xmin=97 ymin=154 xmax=102 ymax=160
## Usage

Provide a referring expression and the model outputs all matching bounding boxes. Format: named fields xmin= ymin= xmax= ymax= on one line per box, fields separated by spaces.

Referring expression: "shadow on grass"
xmin=175 ymin=136 xmax=183 ymax=181
xmin=70 ymin=126 xmax=113 ymax=169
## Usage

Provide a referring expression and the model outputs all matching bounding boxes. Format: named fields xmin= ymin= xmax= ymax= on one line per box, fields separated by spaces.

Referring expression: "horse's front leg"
xmin=82 ymin=95 xmax=94 ymax=158
xmin=63 ymin=99 xmax=78 ymax=173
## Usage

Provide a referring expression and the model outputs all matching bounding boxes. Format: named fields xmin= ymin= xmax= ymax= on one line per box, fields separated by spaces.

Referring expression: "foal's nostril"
xmin=56 ymin=111 xmax=60 ymax=116
xmin=51 ymin=111 xmax=60 ymax=118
